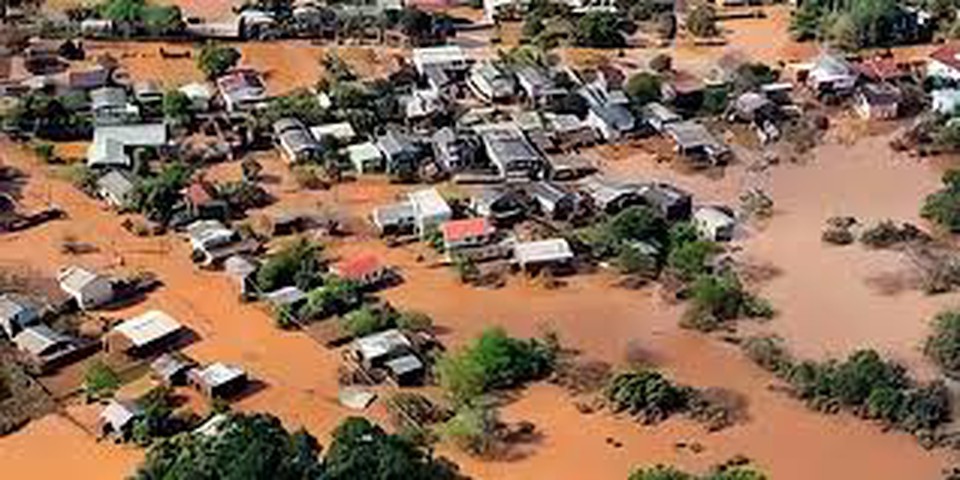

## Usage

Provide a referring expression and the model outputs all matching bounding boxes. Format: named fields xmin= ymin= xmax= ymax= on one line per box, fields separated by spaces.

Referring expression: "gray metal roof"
xmin=90 ymin=87 xmax=128 ymax=110
xmin=263 ymin=286 xmax=306 ymax=306
xmin=354 ymin=328 xmax=411 ymax=361
xmin=384 ymin=354 xmax=424 ymax=376
xmin=13 ymin=324 xmax=71 ymax=356
xmin=96 ymin=170 xmax=135 ymax=200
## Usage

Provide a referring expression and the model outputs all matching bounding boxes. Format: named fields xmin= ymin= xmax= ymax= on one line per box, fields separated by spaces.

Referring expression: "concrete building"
xmin=189 ymin=362 xmax=248 ymax=398
xmin=95 ymin=170 xmax=135 ymax=208
xmin=513 ymin=238 xmax=574 ymax=270
xmin=87 ymin=124 xmax=168 ymax=168
xmin=216 ymin=69 xmax=267 ymax=112
xmin=440 ymin=217 xmax=496 ymax=251
xmin=273 ymin=118 xmax=321 ymax=164
xmin=854 ymin=83 xmax=901 ymax=120
xmin=409 ymin=188 xmax=452 ymax=236
xmin=90 ymin=87 xmax=139 ymax=126
xmin=346 ymin=142 xmax=385 ymax=174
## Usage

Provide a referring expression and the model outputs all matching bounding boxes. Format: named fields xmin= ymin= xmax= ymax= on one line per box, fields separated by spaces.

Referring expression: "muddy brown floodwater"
xmin=0 ymin=123 xmax=958 ymax=480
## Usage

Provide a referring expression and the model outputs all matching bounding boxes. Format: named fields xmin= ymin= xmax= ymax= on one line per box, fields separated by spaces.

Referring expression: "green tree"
xmin=84 ymin=360 xmax=120 ymax=400
xmin=129 ymin=163 xmax=191 ymax=223
xmin=256 ymin=238 xmax=323 ymax=292
xmin=925 ymin=310 xmax=960 ymax=374
xmin=340 ymin=305 xmax=394 ymax=338
xmin=162 ymin=90 xmax=192 ymax=125
xmin=439 ymin=404 xmax=500 ymax=457
xmin=301 ymin=276 xmax=362 ymax=320
xmin=921 ymin=169 xmax=960 ymax=232
xmin=575 ymin=11 xmax=626 ymax=48
xmin=686 ymin=4 xmax=719 ymax=38
xmin=666 ymin=240 xmax=717 ymax=282
xmin=625 ymin=72 xmax=662 ymax=107
xmin=197 ymin=42 xmax=241 ymax=79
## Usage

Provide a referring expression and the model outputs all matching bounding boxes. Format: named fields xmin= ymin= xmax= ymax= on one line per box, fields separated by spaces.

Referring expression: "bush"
xmin=301 ymin=276 xmax=362 ymax=320
xmin=256 ymin=238 xmax=323 ymax=293
xmin=396 ymin=311 xmax=434 ymax=332
xmin=605 ymin=370 xmax=691 ymax=424
xmin=629 ymin=464 xmax=767 ymax=480
xmin=741 ymin=335 xmax=792 ymax=374
xmin=439 ymin=404 xmax=500 ymax=457
xmin=925 ymin=310 xmax=960 ymax=375
xmin=649 ymin=54 xmax=672 ymax=73
xmin=682 ymin=272 xmax=772 ymax=331
xmin=291 ymin=165 xmax=328 ymax=190
xmin=822 ymin=226 xmax=855 ymax=245
xmin=197 ymin=42 xmax=240 ymax=79
xmin=84 ymin=360 xmax=120 ymax=401
xmin=859 ymin=220 xmax=924 ymax=248
xmin=625 ymin=72 xmax=662 ymax=107
xmin=340 ymin=305 xmax=395 ymax=338
xmin=33 ymin=142 xmax=56 ymax=164
xmin=666 ymin=241 xmax=717 ymax=282
xmin=686 ymin=4 xmax=718 ymax=38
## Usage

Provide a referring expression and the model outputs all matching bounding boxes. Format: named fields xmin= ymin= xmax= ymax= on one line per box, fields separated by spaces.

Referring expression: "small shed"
xmin=105 ymin=310 xmax=184 ymax=356
xmin=179 ymin=83 xmax=213 ymax=112
xmin=98 ymin=400 xmax=141 ymax=438
xmin=150 ymin=352 xmax=196 ymax=386
xmin=639 ymin=183 xmax=693 ymax=222
xmin=262 ymin=286 xmax=307 ymax=309
xmin=854 ymin=83 xmax=901 ymax=120
xmin=694 ymin=206 xmax=736 ymax=242
xmin=57 ymin=266 xmax=114 ymax=310
xmin=371 ymin=202 xmax=416 ymax=236
xmin=383 ymin=354 xmax=425 ymax=386
xmin=224 ymin=255 xmax=259 ymax=297
xmin=13 ymin=325 xmax=76 ymax=368
xmin=189 ymin=363 xmax=248 ymax=399
xmin=309 ymin=122 xmax=356 ymax=143
xmin=643 ymin=102 xmax=681 ymax=133
xmin=353 ymin=329 xmax=414 ymax=368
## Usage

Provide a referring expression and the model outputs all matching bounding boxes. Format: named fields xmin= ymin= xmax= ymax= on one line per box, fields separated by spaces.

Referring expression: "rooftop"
xmin=408 ymin=188 xmax=452 ymax=219
xmin=332 ymin=254 xmax=385 ymax=281
xmin=112 ymin=310 xmax=183 ymax=348
xmin=931 ymin=43 xmax=960 ymax=72
xmin=194 ymin=362 xmax=246 ymax=388
xmin=441 ymin=217 xmax=494 ymax=243
xmin=14 ymin=324 xmax=72 ymax=356
xmin=514 ymin=238 xmax=574 ymax=265
xmin=412 ymin=45 xmax=467 ymax=72
xmin=354 ymin=328 xmax=411 ymax=361
xmin=263 ymin=286 xmax=307 ymax=306
xmin=58 ymin=266 xmax=108 ymax=293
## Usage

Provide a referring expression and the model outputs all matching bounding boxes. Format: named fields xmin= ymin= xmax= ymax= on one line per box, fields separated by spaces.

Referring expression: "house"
xmin=98 ymin=400 xmax=141 ymax=438
xmin=105 ymin=310 xmax=184 ymax=356
xmin=346 ymin=142 xmax=385 ymax=174
xmin=263 ymin=286 xmax=307 ymax=310
xmin=13 ymin=325 xmax=77 ymax=369
xmin=663 ymin=121 xmax=732 ymax=166
xmin=150 ymin=352 xmax=196 ymax=386
xmin=401 ymin=89 xmax=444 ymax=121
xmin=353 ymin=329 xmax=423 ymax=385
xmin=855 ymin=58 xmax=912 ymax=84
xmin=330 ymin=253 xmax=392 ymax=288
xmin=643 ymin=102 xmax=682 ymax=133
xmin=273 ymin=118 xmax=321 ymax=164
xmin=928 ymin=44 xmax=960 ymax=82
xmin=807 ymin=53 xmax=858 ymax=94
xmin=694 ymin=206 xmax=736 ymax=242
xmin=580 ymin=85 xmax=635 ymax=142
xmin=432 ymin=127 xmax=479 ymax=172
xmin=468 ymin=61 xmax=516 ymax=102
xmin=728 ymin=92 xmax=776 ymax=123
xmin=90 ymin=87 xmax=139 ymax=125
xmin=57 ymin=266 xmax=114 ymax=310
xmin=854 ymin=83 xmax=901 ymax=120
xmin=469 ymin=187 xmax=528 ymax=224
xmin=526 ymin=181 xmax=580 ymax=220
xmin=0 ymin=294 xmax=39 ymax=339
xmin=383 ymin=354 xmax=425 ymax=386
xmin=413 ymin=46 xmax=469 ymax=94
xmin=513 ymin=238 xmax=574 ymax=271
xmin=514 ymin=65 xmax=565 ymax=106
xmin=87 ymin=124 xmax=168 ymax=168
xmin=661 ymin=70 xmax=705 ymax=108
xmin=189 ymin=362 xmax=248 ymax=398
xmin=216 ymin=69 xmax=267 ymax=112
xmin=377 ymin=130 xmax=425 ymax=177
xmin=409 ymin=187 xmax=452 ymax=236
xmin=476 ymin=123 xmax=545 ymax=181
xmin=371 ymin=201 xmax=417 ymax=236
xmin=578 ymin=176 xmax=644 ymax=214
xmin=224 ymin=255 xmax=258 ymax=297
xmin=440 ymin=217 xmax=496 ymax=251
xmin=545 ymin=113 xmax=596 ymax=149
xmin=134 ymin=81 xmax=164 ymax=108
xmin=183 ymin=180 xmax=228 ymax=221
xmin=309 ymin=122 xmax=357 ymax=144
xmin=185 ymin=220 xmax=240 ymax=264
xmin=639 ymin=183 xmax=693 ymax=221
xmin=547 ymin=155 xmax=597 ymax=181
xmin=95 ymin=170 xmax=135 ymax=208
xmin=179 ymin=82 xmax=214 ymax=112
xmin=67 ymin=66 xmax=110 ymax=91
xmin=932 ymin=89 xmax=960 ymax=115
xmin=81 ymin=18 xmax=114 ymax=38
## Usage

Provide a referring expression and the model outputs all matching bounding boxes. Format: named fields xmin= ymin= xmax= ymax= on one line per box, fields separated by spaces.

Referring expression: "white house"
xmin=58 ymin=266 xmax=114 ymax=310
xmin=807 ymin=53 xmax=858 ymax=93
xmin=408 ymin=188 xmax=452 ymax=236
xmin=694 ymin=206 xmax=736 ymax=242
xmin=346 ymin=142 xmax=384 ymax=174
xmin=179 ymin=82 xmax=214 ymax=112
xmin=932 ymin=89 xmax=960 ymax=115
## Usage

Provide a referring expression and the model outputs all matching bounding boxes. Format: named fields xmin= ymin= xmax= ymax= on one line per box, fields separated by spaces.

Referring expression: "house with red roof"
xmin=855 ymin=58 xmax=910 ymax=84
xmin=330 ymin=254 xmax=392 ymax=288
xmin=182 ymin=179 xmax=228 ymax=221
xmin=441 ymin=217 xmax=496 ymax=252
xmin=929 ymin=44 xmax=960 ymax=82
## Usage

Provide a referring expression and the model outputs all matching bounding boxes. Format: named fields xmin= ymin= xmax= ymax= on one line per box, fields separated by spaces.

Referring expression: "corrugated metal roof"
xmin=112 ymin=310 xmax=182 ymax=348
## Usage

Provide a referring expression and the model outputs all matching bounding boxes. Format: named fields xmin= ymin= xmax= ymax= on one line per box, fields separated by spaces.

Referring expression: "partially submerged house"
xmin=854 ymin=82 xmax=901 ymax=120
xmin=57 ymin=266 xmax=114 ymax=310
xmin=440 ymin=217 xmax=496 ymax=252
xmin=376 ymin=129 xmax=425 ymax=177
xmin=432 ymin=127 xmax=479 ymax=173
xmin=185 ymin=219 xmax=247 ymax=266
xmin=98 ymin=399 xmax=142 ymax=439
xmin=189 ymin=362 xmax=248 ymax=398
xmin=274 ymin=118 xmax=321 ymax=164
xmin=330 ymin=253 xmax=392 ymax=288
xmin=179 ymin=82 xmax=214 ymax=112
xmin=105 ymin=310 xmax=184 ymax=356
xmin=694 ymin=206 xmax=736 ymax=242
xmin=806 ymin=53 xmax=858 ymax=95
xmin=526 ymin=181 xmax=580 ymax=221
xmin=642 ymin=102 xmax=682 ymax=133
xmin=216 ymin=69 xmax=267 ymax=112
xmin=514 ymin=65 xmax=565 ymax=106
xmin=14 ymin=324 xmax=78 ymax=370
xmin=928 ymin=43 xmax=960 ymax=82
xmin=371 ymin=201 xmax=416 ymax=236
xmin=513 ymin=238 xmax=574 ymax=271
xmin=346 ymin=142 xmax=385 ymax=174
xmin=0 ymin=294 xmax=40 ymax=339
xmin=224 ymin=255 xmax=259 ymax=297
xmin=409 ymin=187 xmax=452 ymax=236
xmin=87 ymin=124 xmax=168 ymax=169
xmin=580 ymin=84 xmax=635 ymax=142
xmin=90 ymin=87 xmax=139 ymax=126
xmin=932 ymin=88 xmax=960 ymax=115
xmin=352 ymin=328 xmax=424 ymax=386
xmin=262 ymin=286 xmax=307 ymax=311
xmin=578 ymin=176 xmax=644 ymax=214
xmin=96 ymin=170 xmax=135 ymax=208
xmin=309 ymin=121 xmax=357 ymax=144
xmin=150 ymin=352 xmax=196 ymax=386
xmin=639 ymin=182 xmax=693 ymax=222
xmin=469 ymin=188 xmax=528 ymax=225
xmin=663 ymin=121 xmax=731 ymax=166
xmin=413 ymin=45 xmax=470 ymax=95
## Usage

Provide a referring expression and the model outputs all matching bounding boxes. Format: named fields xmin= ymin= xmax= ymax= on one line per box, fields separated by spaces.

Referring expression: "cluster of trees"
xmin=437 ymin=327 xmax=559 ymax=408
xmin=742 ymin=337 xmax=952 ymax=436
xmin=127 ymin=162 xmax=191 ymax=223
xmin=577 ymin=206 xmax=671 ymax=275
xmin=256 ymin=237 xmax=325 ymax=293
xmin=339 ymin=304 xmax=434 ymax=338
xmin=85 ymin=0 xmax=184 ymax=37
xmin=197 ymin=43 xmax=242 ymax=79
xmin=790 ymin=0 xmax=935 ymax=50
xmin=134 ymin=413 xmax=464 ymax=479
xmin=681 ymin=270 xmax=774 ymax=332
xmin=925 ymin=310 xmax=960 ymax=375
xmin=629 ymin=463 xmax=766 ymax=480
xmin=605 ymin=370 xmax=692 ymax=424
xmin=3 ymin=92 xmax=92 ymax=140
xmin=923 ymin=169 xmax=960 ymax=232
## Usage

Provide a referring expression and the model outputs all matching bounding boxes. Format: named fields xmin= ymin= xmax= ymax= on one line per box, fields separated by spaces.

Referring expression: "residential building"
xmin=855 ymin=58 xmax=912 ymax=84
xmin=663 ymin=121 xmax=732 ymax=166
xmin=263 ymin=286 xmax=307 ymax=310
xmin=185 ymin=220 xmax=240 ymax=261
xmin=371 ymin=202 xmax=417 ymax=236
xmin=807 ymin=53 xmax=858 ymax=94
xmin=346 ymin=142 xmax=385 ymax=174
xmin=545 ymin=113 xmax=596 ymax=149
xmin=150 ymin=352 xmax=196 ymax=386
xmin=578 ymin=176 xmax=644 ymax=214
xmin=105 ymin=310 xmax=184 ymax=356
xmin=216 ymin=69 xmax=267 ymax=112
xmin=0 ymin=294 xmax=39 ymax=339
xmin=854 ymin=83 xmax=901 ymax=120
xmin=639 ymin=182 xmax=693 ymax=221
xmin=183 ymin=180 xmax=228 ymax=221
xmin=90 ymin=87 xmax=139 ymax=125
xmin=98 ymin=400 xmax=141 ymax=438
xmin=469 ymin=188 xmax=528 ymax=225
xmin=189 ymin=363 xmax=248 ymax=398
xmin=477 ymin=123 xmax=545 ymax=181
xmin=224 ymin=255 xmax=258 ymax=297
xmin=179 ymin=82 xmax=214 ymax=112
xmin=527 ymin=181 xmax=580 ymax=220
xmin=694 ymin=206 xmax=736 ymax=242
xmin=352 ymin=329 xmax=423 ymax=385
xmin=440 ymin=217 xmax=496 ymax=251
xmin=57 ymin=266 xmax=114 ymax=310
xmin=580 ymin=84 xmax=635 ymax=142
xmin=513 ymin=238 xmax=574 ymax=270
xmin=14 ymin=324 xmax=77 ymax=369
xmin=432 ymin=127 xmax=479 ymax=172
xmin=468 ymin=61 xmax=516 ymax=102
xmin=95 ymin=170 xmax=135 ymax=208
xmin=409 ymin=187 xmax=452 ymax=236
xmin=643 ymin=102 xmax=682 ymax=133
xmin=547 ymin=155 xmax=597 ymax=182
xmin=67 ymin=66 xmax=110 ymax=91
xmin=928 ymin=44 xmax=960 ymax=82
xmin=514 ymin=65 xmax=565 ymax=106
xmin=309 ymin=122 xmax=357 ymax=144
xmin=401 ymin=89 xmax=444 ymax=121
xmin=330 ymin=254 xmax=392 ymax=288
xmin=376 ymin=130 xmax=425 ymax=176
xmin=932 ymin=89 xmax=960 ymax=115
xmin=87 ymin=124 xmax=168 ymax=168
xmin=273 ymin=118 xmax=321 ymax=164
xmin=134 ymin=81 xmax=164 ymax=108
